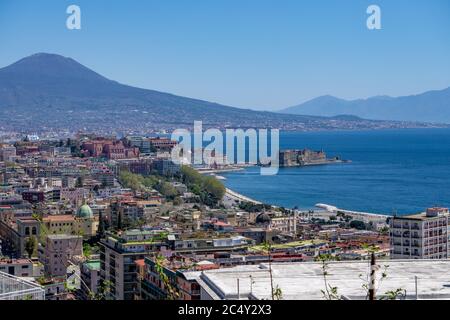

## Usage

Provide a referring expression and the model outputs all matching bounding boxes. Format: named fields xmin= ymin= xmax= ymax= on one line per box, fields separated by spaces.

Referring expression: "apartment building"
xmin=138 ymin=256 xmax=203 ymax=300
xmin=80 ymin=259 xmax=101 ymax=299
xmin=0 ymin=258 xmax=40 ymax=277
xmin=109 ymin=200 xmax=160 ymax=228
xmin=40 ymin=234 xmax=83 ymax=277
xmin=390 ymin=207 xmax=449 ymax=259
xmin=0 ymin=145 xmax=17 ymax=162
xmin=99 ymin=230 xmax=168 ymax=300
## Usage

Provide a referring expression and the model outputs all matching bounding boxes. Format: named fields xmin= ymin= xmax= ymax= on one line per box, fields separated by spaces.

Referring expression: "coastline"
xmin=224 ymin=188 xmax=262 ymax=205
xmin=215 ymin=129 xmax=450 ymax=217
xmin=313 ymin=203 xmax=390 ymax=224
xmin=223 ymin=186 xmax=390 ymax=224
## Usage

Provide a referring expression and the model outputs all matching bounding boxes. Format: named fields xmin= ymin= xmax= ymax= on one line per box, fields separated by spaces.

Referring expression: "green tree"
xmin=350 ymin=220 xmax=367 ymax=230
xmin=181 ymin=165 xmax=203 ymax=185
xmin=75 ymin=176 xmax=84 ymax=188
xmin=173 ymin=196 xmax=182 ymax=206
xmin=83 ymin=243 xmax=92 ymax=258
xmin=25 ymin=236 xmax=36 ymax=258
xmin=154 ymin=255 xmax=180 ymax=300
xmin=90 ymin=280 xmax=112 ymax=300
xmin=202 ymin=176 xmax=226 ymax=201
xmin=261 ymin=242 xmax=277 ymax=300
xmin=317 ymin=254 xmax=341 ymax=300
xmin=157 ymin=181 xmax=179 ymax=199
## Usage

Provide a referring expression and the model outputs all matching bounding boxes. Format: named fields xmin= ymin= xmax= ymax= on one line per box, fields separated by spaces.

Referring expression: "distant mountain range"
xmin=0 ymin=53 xmax=445 ymax=135
xmin=280 ymin=87 xmax=450 ymax=123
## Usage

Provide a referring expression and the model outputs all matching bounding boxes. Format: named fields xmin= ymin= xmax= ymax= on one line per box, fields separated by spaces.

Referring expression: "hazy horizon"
xmin=1 ymin=0 xmax=449 ymax=110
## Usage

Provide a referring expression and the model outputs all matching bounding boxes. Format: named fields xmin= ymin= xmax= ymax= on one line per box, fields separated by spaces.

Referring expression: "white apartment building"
xmin=390 ymin=207 xmax=449 ymax=259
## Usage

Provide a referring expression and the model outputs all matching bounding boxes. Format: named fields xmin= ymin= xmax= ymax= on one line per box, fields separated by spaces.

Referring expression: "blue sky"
xmin=0 ymin=0 xmax=449 ymax=110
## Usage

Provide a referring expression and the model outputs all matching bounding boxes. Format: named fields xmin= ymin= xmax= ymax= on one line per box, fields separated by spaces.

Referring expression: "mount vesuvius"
xmin=0 ymin=53 xmax=443 ymax=134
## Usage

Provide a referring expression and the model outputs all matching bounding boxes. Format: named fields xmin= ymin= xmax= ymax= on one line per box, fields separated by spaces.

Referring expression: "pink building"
xmin=41 ymin=234 xmax=83 ymax=277
xmin=82 ymin=139 xmax=139 ymax=159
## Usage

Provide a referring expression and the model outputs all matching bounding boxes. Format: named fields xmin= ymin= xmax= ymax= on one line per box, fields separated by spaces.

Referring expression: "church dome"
xmin=256 ymin=212 xmax=272 ymax=224
xmin=77 ymin=204 xmax=93 ymax=219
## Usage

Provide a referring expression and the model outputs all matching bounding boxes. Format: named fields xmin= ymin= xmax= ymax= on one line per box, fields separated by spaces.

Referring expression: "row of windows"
xmin=24 ymin=227 xmax=37 ymax=235
xmin=49 ymin=223 xmax=73 ymax=227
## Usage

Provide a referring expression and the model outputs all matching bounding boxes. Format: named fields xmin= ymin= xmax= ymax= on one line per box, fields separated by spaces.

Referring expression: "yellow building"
xmin=42 ymin=204 xmax=98 ymax=239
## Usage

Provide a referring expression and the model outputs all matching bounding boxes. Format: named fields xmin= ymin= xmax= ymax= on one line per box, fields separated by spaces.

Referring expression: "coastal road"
xmin=224 ymin=188 xmax=262 ymax=206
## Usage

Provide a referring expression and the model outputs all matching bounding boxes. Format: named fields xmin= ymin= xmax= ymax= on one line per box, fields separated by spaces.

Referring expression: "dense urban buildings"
xmin=0 ymin=133 xmax=447 ymax=301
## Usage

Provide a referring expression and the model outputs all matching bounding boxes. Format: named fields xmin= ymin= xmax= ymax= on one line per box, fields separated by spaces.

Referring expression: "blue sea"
xmin=221 ymin=129 xmax=450 ymax=215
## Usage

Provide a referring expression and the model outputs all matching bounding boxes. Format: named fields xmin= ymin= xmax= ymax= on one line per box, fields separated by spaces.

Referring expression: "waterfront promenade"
xmin=224 ymin=188 xmax=262 ymax=205
xmin=313 ymin=203 xmax=390 ymax=224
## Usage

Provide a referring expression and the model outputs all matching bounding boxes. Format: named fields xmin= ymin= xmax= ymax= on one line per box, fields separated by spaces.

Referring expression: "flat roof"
xmin=43 ymin=215 xmax=75 ymax=222
xmin=394 ymin=212 xmax=444 ymax=221
xmin=47 ymin=234 xmax=81 ymax=240
xmin=199 ymin=260 xmax=450 ymax=300
xmin=0 ymin=258 xmax=32 ymax=265
xmin=85 ymin=260 xmax=101 ymax=270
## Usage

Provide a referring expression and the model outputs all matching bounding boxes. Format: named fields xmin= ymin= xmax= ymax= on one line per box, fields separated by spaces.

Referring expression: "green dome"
xmin=77 ymin=204 xmax=93 ymax=219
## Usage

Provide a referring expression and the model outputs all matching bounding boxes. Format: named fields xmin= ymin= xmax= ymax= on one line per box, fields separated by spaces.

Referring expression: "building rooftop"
xmin=0 ymin=271 xmax=45 ymax=300
xmin=47 ymin=234 xmax=81 ymax=240
xmin=394 ymin=207 xmax=449 ymax=221
xmin=43 ymin=215 xmax=75 ymax=222
xmin=0 ymin=258 xmax=32 ymax=265
xmin=395 ymin=212 xmax=441 ymax=221
xmin=84 ymin=260 xmax=100 ymax=271
xmin=198 ymin=259 xmax=450 ymax=300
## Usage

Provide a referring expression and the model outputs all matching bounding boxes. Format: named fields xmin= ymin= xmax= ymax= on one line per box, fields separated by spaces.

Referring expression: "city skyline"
xmin=2 ymin=0 xmax=450 ymax=305
xmin=0 ymin=0 xmax=449 ymax=110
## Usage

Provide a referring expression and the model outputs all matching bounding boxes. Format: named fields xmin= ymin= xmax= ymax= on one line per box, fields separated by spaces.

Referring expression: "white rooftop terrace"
xmin=198 ymin=259 xmax=450 ymax=300
xmin=0 ymin=271 xmax=45 ymax=300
